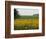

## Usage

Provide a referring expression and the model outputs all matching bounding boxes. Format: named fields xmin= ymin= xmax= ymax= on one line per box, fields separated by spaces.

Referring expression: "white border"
xmin=11 ymin=5 xmax=42 ymax=34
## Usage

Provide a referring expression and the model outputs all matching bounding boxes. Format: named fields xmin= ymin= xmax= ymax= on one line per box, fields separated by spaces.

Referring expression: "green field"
xmin=14 ymin=25 xmax=39 ymax=30
xmin=14 ymin=16 xmax=39 ymax=30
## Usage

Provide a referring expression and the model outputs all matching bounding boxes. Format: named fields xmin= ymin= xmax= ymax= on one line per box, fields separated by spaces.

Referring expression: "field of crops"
xmin=14 ymin=18 xmax=39 ymax=30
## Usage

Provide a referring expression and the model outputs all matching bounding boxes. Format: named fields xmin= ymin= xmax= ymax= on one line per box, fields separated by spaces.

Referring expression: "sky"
xmin=15 ymin=8 xmax=39 ymax=16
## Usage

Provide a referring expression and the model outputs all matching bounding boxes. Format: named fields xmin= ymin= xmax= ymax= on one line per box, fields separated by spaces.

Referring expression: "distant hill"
xmin=33 ymin=14 xmax=39 ymax=16
xmin=32 ymin=14 xmax=39 ymax=18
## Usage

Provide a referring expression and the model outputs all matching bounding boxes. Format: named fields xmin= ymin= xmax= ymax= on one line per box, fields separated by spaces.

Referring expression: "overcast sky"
xmin=15 ymin=8 xmax=39 ymax=16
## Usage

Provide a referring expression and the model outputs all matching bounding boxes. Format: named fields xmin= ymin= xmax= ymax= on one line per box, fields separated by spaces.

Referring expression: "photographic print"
xmin=11 ymin=5 xmax=43 ymax=34
xmin=14 ymin=8 xmax=39 ymax=30
xmin=5 ymin=1 xmax=45 ymax=38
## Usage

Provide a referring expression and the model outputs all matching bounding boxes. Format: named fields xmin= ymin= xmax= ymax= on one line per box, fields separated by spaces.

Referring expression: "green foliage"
xmin=14 ymin=25 xmax=39 ymax=30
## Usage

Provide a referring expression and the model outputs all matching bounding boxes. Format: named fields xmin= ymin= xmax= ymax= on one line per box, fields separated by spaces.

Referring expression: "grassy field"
xmin=14 ymin=16 xmax=39 ymax=30
xmin=15 ymin=16 xmax=38 ymax=19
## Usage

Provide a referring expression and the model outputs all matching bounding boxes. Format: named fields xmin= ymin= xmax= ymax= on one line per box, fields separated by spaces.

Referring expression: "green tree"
xmin=14 ymin=9 xmax=20 ymax=19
